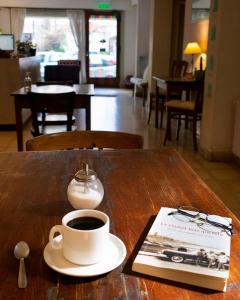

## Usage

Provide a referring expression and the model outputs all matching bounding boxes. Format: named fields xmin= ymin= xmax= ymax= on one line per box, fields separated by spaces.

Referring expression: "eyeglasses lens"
xmin=175 ymin=206 xmax=199 ymax=222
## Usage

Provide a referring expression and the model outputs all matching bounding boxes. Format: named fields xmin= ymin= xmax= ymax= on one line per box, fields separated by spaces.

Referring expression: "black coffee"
xmin=67 ymin=216 xmax=105 ymax=230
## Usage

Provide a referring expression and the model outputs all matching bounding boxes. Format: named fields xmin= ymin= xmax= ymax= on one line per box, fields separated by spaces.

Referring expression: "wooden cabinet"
xmin=0 ymin=56 xmax=40 ymax=128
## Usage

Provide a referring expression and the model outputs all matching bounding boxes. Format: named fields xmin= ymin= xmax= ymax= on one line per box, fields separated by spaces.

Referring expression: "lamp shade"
xmin=184 ymin=42 xmax=201 ymax=55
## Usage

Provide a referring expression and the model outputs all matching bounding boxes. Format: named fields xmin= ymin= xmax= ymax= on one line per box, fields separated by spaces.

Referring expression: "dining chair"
xmin=148 ymin=60 xmax=189 ymax=127
xmin=58 ymin=60 xmax=81 ymax=67
xmin=44 ymin=64 xmax=80 ymax=83
xmin=29 ymin=91 xmax=76 ymax=137
xmin=35 ymin=81 xmax=76 ymax=128
xmin=130 ymin=66 xmax=149 ymax=106
xmin=26 ymin=130 xmax=144 ymax=151
xmin=163 ymin=73 xmax=204 ymax=151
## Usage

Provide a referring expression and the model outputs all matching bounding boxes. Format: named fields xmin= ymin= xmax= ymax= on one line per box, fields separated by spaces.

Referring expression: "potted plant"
xmin=16 ymin=40 xmax=37 ymax=56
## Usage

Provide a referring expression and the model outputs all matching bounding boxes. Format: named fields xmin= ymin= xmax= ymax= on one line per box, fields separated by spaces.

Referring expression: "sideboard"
xmin=0 ymin=56 xmax=40 ymax=129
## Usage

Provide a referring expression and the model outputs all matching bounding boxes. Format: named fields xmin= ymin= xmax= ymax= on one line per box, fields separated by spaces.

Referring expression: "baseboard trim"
xmin=0 ymin=115 xmax=31 ymax=131
xmin=0 ymin=124 xmax=17 ymax=131
xmin=199 ymin=147 xmax=234 ymax=162
xmin=232 ymin=154 xmax=240 ymax=167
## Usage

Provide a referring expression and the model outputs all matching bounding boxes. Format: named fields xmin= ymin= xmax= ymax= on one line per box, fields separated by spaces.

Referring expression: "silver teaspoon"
xmin=14 ymin=241 xmax=30 ymax=288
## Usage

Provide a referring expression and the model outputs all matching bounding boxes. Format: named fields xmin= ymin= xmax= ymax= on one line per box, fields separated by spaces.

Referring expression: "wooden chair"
xmin=36 ymin=81 xmax=76 ymax=128
xmin=26 ymin=130 xmax=144 ymax=151
xmin=29 ymin=91 xmax=76 ymax=137
xmin=148 ymin=60 xmax=188 ymax=127
xmin=36 ymin=80 xmax=73 ymax=86
xmin=44 ymin=65 xmax=80 ymax=84
xmin=163 ymin=74 xmax=204 ymax=151
xmin=58 ymin=60 xmax=81 ymax=67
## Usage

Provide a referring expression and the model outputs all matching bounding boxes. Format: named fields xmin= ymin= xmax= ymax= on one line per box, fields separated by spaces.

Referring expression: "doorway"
xmin=170 ymin=0 xmax=186 ymax=66
xmin=85 ymin=11 xmax=120 ymax=87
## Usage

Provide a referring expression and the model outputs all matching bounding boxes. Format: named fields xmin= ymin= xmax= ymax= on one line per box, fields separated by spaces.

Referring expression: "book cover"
xmin=132 ymin=207 xmax=232 ymax=291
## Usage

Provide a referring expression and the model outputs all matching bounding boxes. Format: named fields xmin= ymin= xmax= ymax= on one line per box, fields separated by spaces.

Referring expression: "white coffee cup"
xmin=49 ymin=209 xmax=109 ymax=265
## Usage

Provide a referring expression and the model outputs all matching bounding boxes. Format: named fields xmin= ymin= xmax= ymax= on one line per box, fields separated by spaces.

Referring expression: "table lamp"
xmin=184 ymin=42 xmax=201 ymax=76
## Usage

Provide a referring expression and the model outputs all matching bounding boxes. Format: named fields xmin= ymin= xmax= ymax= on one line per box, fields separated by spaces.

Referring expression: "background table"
xmin=11 ymin=84 xmax=94 ymax=151
xmin=0 ymin=149 xmax=239 ymax=299
xmin=152 ymin=76 xmax=198 ymax=128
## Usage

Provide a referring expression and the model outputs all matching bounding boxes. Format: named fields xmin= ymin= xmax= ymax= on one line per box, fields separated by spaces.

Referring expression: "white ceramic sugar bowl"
xmin=67 ymin=163 xmax=104 ymax=209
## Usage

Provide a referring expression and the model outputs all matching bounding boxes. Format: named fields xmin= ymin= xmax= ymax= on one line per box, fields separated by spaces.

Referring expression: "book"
xmin=132 ymin=207 xmax=232 ymax=291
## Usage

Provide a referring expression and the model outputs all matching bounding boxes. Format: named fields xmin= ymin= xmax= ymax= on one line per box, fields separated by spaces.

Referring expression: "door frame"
xmin=170 ymin=0 xmax=186 ymax=67
xmin=85 ymin=10 xmax=121 ymax=87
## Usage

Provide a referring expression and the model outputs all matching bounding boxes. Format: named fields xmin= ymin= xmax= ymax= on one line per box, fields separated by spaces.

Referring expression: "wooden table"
xmin=11 ymin=84 xmax=94 ymax=151
xmin=0 ymin=149 xmax=239 ymax=299
xmin=152 ymin=76 xmax=197 ymax=128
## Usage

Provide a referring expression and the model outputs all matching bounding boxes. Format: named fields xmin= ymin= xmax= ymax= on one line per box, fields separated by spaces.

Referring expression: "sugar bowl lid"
xmin=74 ymin=163 xmax=97 ymax=182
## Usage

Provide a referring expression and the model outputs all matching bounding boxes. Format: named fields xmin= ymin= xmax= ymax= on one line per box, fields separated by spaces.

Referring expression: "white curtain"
xmin=10 ymin=8 xmax=26 ymax=43
xmin=67 ymin=10 xmax=86 ymax=83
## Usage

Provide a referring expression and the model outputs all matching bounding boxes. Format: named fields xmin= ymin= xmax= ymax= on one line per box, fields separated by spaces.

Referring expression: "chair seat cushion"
xmin=165 ymin=99 xmax=195 ymax=111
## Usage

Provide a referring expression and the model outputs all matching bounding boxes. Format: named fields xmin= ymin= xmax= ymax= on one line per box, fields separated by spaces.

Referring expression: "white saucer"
xmin=43 ymin=233 xmax=127 ymax=277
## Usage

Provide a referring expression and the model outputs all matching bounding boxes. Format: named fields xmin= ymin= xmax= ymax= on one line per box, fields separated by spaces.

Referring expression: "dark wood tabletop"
xmin=0 ymin=149 xmax=239 ymax=300
xmin=11 ymin=84 xmax=95 ymax=96
xmin=11 ymin=84 xmax=94 ymax=151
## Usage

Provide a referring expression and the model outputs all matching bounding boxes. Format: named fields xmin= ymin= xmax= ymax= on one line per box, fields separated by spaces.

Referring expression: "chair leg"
xmin=67 ymin=112 xmax=73 ymax=131
xmin=164 ymin=110 xmax=171 ymax=145
xmin=31 ymin=110 xmax=40 ymax=136
xmin=42 ymin=111 xmax=46 ymax=123
xmin=132 ymin=84 xmax=137 ymax=100
xmin=147 ymin=94 xmax=153 ymax=124
xmin=159 ymin=101 xmax=165 ymax=128
xmin=155 ymin=95 xmax=159 ymax=128
xmin=185 ymin=115 xmax=189 ymax=129
xmin=192 ymin=116 xmax=198 ymax=151
xmin=142 ymin=86 xmax=147 ymax=107
xmin=176 ymin=115 xmax=181 ymax=140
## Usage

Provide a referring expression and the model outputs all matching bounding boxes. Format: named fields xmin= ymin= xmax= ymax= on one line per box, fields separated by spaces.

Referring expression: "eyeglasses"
xmin=168 ymin=206 xmax=233 ymax=236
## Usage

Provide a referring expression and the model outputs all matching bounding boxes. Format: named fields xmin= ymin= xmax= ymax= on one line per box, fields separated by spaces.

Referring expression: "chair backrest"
xmin=142 ymin=66 xmax=149 ymax=81
xmin=29 ymin=91 xmax=75 ymax=112
xmin=26 ymin=130 xmax=144 ymax=151
xmin=29 ymin=91 xmax=75 ymax=136
xmin=168 ymin=77 xmax=205 ymax=114
xmin=44 ymin=65 xmax=80 ymax=83
xmin=171 ymin=60 xmax=188 ymax=78
xmin=58 ymin=60 xmax=81 ymax=67
xmin=36 ymin=81 xmax=73 ymax=86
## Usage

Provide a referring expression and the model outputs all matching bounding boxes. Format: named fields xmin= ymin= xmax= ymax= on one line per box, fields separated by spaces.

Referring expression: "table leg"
xmin=86 ymin=97 xmax=91 ymax=130
xmin=14 ymin=98 xmax=23 ymax=151
xmin=155 ymin=86 xmax=159 ymax=128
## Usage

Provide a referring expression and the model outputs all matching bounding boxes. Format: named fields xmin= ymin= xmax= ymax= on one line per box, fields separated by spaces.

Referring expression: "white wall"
xmin=137 ymin=0 xmax=150 ymax=58
xmin=121 ymin=7 xmax=137 ymax=81
xmin=0 ymin=7 xmax=10 ymax=32
xmin=134 ymin=0 xmax=150 ymax=76
xmin=148 ymin=0 xmax=173 ymax=92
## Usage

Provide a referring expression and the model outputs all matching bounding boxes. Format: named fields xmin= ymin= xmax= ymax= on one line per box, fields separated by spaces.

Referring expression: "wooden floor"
xmin=0 ymin=88 xmax=240 ymax=219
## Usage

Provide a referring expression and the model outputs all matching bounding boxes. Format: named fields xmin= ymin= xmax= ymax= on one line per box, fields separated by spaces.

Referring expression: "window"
xmin=23 ymin=16 xmax=78 ymax=77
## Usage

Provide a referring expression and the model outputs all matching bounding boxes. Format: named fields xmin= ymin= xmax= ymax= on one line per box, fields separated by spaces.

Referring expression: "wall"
xmin=0 ymin=7 xmax=10 ymax=32
xmin=200 ymin=0 xmax=240 ymax=160
xmin=121 ymin=7 xmax=136 ymax=81
xmin=135 ymin=0 xmax=150 ymax=75
xmin=183 ymin=0 xmax=209 ymax=70
xmin=148 ymin=0 xmax=173 ymax=92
